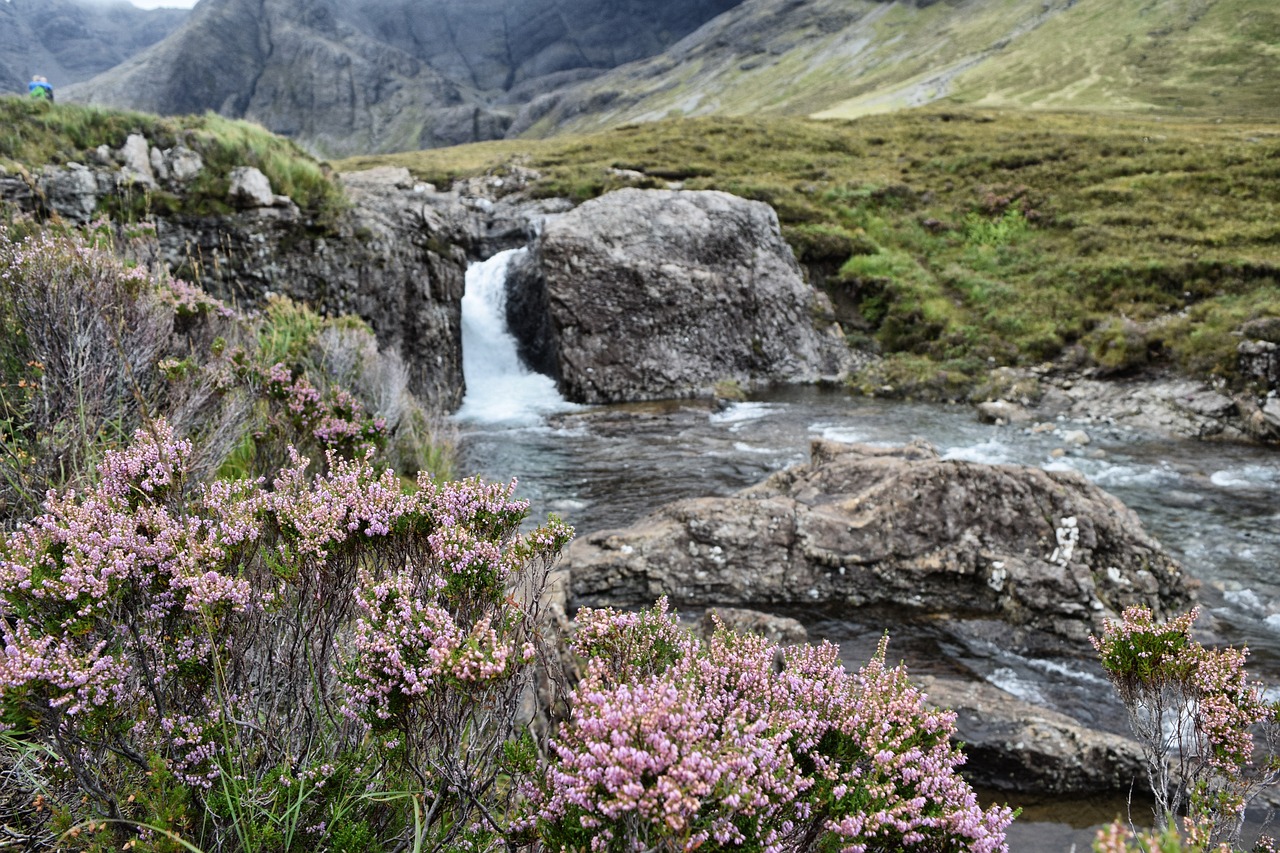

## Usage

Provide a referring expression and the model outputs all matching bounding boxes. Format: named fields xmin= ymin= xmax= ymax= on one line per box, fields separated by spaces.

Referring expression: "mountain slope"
xmin=0 ymin=0 xmax=186 ymax=95
xmin=515 ymin=0 xmax=1280 ymax=137
xmin=65 ymin=0 xmax=744 ymax=156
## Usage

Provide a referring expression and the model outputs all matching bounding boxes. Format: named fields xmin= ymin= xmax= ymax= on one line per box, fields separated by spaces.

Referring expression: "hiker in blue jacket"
xmin=28 ymin=76 xmax=53 ymax=102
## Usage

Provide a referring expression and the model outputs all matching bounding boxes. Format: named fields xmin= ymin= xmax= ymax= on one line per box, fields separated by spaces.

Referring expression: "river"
xmin=454 ymin=250 xmax=1280 ymax=850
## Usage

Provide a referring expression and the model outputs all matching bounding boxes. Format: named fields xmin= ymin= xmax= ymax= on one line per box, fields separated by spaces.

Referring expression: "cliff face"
xmin=64 ymin=0 xmax=744 ymax=156
xmin=0 ymin=0 xmax=187 ymax=94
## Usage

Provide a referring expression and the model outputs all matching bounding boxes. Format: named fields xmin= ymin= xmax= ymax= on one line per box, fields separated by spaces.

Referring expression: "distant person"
xmin=28 ymin=76 xmax=53 ymax=102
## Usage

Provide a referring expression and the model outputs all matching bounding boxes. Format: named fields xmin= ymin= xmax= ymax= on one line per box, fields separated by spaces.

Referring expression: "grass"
xmin=0 ymin=98 xmax=344 ymax=223
xmin=338 ymin=108 xmax=1280 ymax=395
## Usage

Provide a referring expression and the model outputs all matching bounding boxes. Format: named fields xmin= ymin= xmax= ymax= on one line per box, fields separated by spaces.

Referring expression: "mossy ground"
xmin=339 ymin=108 xmax=1280 ymax=396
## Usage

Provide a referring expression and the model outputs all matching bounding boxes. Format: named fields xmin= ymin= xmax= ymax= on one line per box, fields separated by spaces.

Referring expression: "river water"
xmin=454 ymin=251 xmax=1280 ymax=850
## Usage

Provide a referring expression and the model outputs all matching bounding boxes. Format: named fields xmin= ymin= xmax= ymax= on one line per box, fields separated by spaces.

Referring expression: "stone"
xmin=227 ymin=166 xmax=276 ymax=208
xmin=567 ymin=439 xmax=1191 ymax=642
xmin=165 ymin=146 xmax=203 ymax=183
xmin=119 ymin=133 xmax=157 ymax=189
xmin=698 ymin=607 xmax=808 ymax=645
xmin=976 ymin=399 xmax=1032 ymax=425
xmin=1061 ymin=429 xmax=1091 ymax=446
xmin=1174 ymin=389 xmax=1237 ymax=419
xmin=504 ymin=188 xmax=852 ymax=404
xmin=1240 ymin=339 xmax=1280 ymax=390
xmin=38 ymin=163 xmax=102 ymax=224
xmin=917 ymin=676 xmax=1146 ymax=795
xmin=150 ymin=146 xmax=169 ymax=182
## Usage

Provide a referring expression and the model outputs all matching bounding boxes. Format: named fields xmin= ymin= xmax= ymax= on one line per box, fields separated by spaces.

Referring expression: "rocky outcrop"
xmin=977 ymin=366 xmax=1280 ymax=445
xmin=0 ymin=155 xmax=467 ymax=413
xmin=504 ymin=188 xmax=852 ymax=404
xmin=567 ymin=439 xmax=1191 ymax=642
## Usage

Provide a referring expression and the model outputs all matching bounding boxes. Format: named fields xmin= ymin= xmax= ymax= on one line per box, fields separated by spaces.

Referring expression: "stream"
xmin=454 ymin=250 xmax=1280 ymax=850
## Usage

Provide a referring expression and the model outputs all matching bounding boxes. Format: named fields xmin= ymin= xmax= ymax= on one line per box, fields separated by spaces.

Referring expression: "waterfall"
xmin=454 ymin=248 xmax=574 ymax=425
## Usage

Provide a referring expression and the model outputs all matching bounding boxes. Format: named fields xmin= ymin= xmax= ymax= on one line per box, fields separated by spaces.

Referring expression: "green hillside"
xmin=342 ymin=108 xmax=1280 ymax=396
xmin=522 ymin=0 xmax=1279 ymax=139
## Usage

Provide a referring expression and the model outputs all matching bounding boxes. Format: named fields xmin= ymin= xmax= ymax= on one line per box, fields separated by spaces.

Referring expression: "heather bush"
xmin=0 ymin=228 xmax=252 ymax=522
xmin=529 ymin=598 xmax=1013 ymax=852
xmin=1093 ymin=607 xmax=1280 ymax=850
xmin=0 ymin=420 xmax=571 ymax=851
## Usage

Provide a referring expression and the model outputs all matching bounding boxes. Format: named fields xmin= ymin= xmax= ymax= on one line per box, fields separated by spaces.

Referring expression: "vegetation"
xmin=341 ymin=109 xmax=1280 ymax=396
xmin=0 ymin=97 xmax=343 ymax=222
xmin=1092 ymin=607 xmax=1280 ymax=852
xmin=0 ymin=221 xmax=446 ymax=523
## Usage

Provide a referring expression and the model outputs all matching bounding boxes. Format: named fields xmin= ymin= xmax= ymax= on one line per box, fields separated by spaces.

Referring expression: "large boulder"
xmin=505 ymin=188 xmax=851 ymax=404
xmin=567 ymin=439 xmax=1191 ymax=641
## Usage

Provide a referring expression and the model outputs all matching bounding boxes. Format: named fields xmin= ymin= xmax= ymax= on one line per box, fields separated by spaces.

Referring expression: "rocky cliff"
xmin=1 ymin=149 xmax=468 ymax=413
xmin=0 ymin=0 xmax=186 ymax=95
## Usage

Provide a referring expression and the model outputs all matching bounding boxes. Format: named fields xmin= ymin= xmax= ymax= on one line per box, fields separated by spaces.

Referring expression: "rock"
xmin=699 ymin=607 xmax=808 ymax=645
xmin=165 ymin=145 xmax=203 ymax=183
xmin=504 ymin=188 xmax=852 ymax=404
xmin=1239 ymin=339 xmax=1280 ymax=390
xmin=1240 ymin=317 xmax=1280 ymax=344
xmin=227 ymin=166 xmax=276 ymax=208
xmin=119 ymin=133 xmax=156 ymax=189
xmin=917 ymin=676 xmax=1146 ymax=795
xmin=1174 ymin=389 xmax=1237 ymax=419
xmin=2 ymin=160 xmax=468 ymax=412
xmin=37 ymin=163 xmax=105 ymax=224
xmin=339 ymin=166 xmax=415 ymax=192
xmin=1061 ymin=429 xmax=1091 ymax=446
xmin=567 ymin=439 xmax=1191 ymax=642
xmin=976 ymin=399 xmax=1032 ymax=425
xmin=149 ymin=146 xmax=169 ymax=182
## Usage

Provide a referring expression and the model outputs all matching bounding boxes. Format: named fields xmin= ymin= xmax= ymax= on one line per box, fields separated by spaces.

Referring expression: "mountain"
xmin=518 ymin=0 xmax=1280 ymax=136
xmin=60 ymin=0 xmax=1279 ymax=156
xmin=64 ymin=0 xmax=744 ymax=156
xmin=0 ymin=0 xmax=187 ymax=95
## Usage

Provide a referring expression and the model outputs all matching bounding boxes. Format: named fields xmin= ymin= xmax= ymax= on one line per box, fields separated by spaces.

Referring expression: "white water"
xmin=454 ymin=250 xmax=575 ymax=425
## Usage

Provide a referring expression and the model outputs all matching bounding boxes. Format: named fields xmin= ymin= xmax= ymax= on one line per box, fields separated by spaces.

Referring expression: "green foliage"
xmin=342 ymin=109 xmax=1280 ymax=389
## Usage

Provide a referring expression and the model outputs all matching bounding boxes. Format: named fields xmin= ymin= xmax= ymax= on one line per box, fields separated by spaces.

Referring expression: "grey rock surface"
xmin=227 ymin=166 xmax=275 ymax=208
xmin=567 ymin=439 xmax=1191 ymax=641
xmin=504 ymin=188 xmax=851 ymax=404
xmin=917 ymin=675 xmax=1146 ymax=795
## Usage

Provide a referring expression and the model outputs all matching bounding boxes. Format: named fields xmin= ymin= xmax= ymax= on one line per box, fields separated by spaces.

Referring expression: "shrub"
xmin=528 ymin=599 xmax=1013 ymax=852
xmin=0 ymin=421 xmax=572 ymax=851
xmin=1092 ymin=606 xmax=1280 ymax=850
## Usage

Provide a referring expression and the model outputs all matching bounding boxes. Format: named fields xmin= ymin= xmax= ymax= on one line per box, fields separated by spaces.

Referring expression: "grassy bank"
xmin=0 ymin=97 xmax=342 ymax=221
xmin=341 ymin=108 xmax=1280 ymax=396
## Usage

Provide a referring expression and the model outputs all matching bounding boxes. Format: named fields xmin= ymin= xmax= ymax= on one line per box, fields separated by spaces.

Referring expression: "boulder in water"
xmin=504 ymin=188 xmax=853 ymax=404
xmin=567 ymin=439 xmax=1192 ymax=642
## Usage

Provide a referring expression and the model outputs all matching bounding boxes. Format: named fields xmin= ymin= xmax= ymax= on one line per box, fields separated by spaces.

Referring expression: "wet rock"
xmin=227 ymin=166 xmax=276 ymax=208
xmin=505 ymin=188 xmax=852 ymax=404
xmin=918 ymin=676 xmax=1146 ymax=795
xmin=567 ymin=439 xmax=1191 ymax=642
xmin=1061 ymin=429 xmax=1091 ymax=446
xmin=976 ymin=399 xmax=1033 ymax=425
